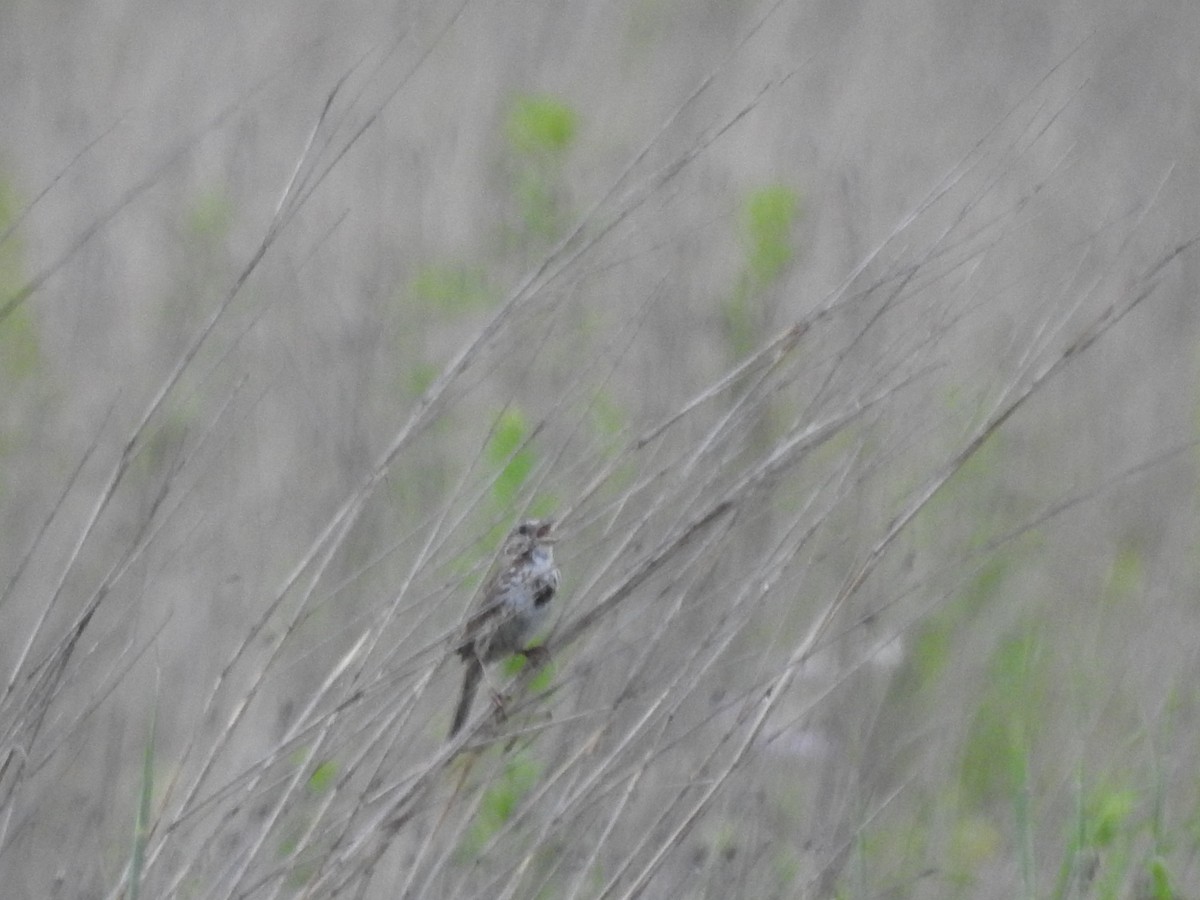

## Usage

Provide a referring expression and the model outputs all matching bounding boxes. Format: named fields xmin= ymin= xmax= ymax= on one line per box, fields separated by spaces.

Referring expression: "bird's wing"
xmin=457 ymin=569 xmax=526 ymax=650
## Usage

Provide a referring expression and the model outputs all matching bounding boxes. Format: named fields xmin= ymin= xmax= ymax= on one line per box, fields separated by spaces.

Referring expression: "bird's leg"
xmin=487 ymin=647 xmax=550 ymax=722
xmin=518 ymin=645 xmax=550 ymax=670
xmin=488 ymin=689 xmax=508 ymax=723
xmin=475 ymin=661 xmax=511 ymax=722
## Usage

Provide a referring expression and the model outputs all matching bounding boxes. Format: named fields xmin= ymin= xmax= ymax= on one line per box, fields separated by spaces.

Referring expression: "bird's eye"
xmin=518 ymin=522 xmax=531 ymax=536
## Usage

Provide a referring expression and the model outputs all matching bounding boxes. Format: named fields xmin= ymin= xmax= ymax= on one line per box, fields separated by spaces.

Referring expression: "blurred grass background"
xmin=2 ymin=0 xmax=1199 ymax=897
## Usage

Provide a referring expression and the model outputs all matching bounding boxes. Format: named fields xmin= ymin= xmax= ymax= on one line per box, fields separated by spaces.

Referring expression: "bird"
xmin=448 ymin=518 xmax=560 ymax=738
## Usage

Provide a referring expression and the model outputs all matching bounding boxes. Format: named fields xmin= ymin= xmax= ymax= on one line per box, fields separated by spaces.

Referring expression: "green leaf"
xmin=589 ymin=390 xmax=625 ymax=440
xmin=1102 ymin=545 xmax=1143 ymax=606
xmin=1144 ymin=856 xmax=1174 ymax=900
xmin=186 ymin=187 xmax=234 ymax=240
xmin=410 ymin=264 xmax=492 ymax=314
xmin=960 ymin=628 xmax=1045 ymax=806
xmin=742 ymin=185 xmax=800 ymax=285
xmin=507 ymin=95 xmax=578 ymax=157
xmin=460 ymin=755 xmax=543 ymax=857
xmin=1086 ymin=788 xmax=1136 ymax=848
xmin=487 ymin=409 xmax=535 ymax=508
xmin=482 ymin=757 xmax=540 ymax=826
xmin=407 ymin=361 xmax=439 ymax=396
xmin=308 ymin=760 xmax=337 ymax=795
xmin=128 ymin=708 xmax=157 ymax=900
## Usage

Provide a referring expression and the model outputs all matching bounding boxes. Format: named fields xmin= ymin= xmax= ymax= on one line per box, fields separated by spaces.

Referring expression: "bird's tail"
xmin=448 ymin=657 xmax=482 ymax=739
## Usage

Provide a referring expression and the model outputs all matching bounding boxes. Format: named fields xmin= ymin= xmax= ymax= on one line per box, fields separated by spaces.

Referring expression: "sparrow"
xmin=448 ymin=518 xmax=560 ymax=738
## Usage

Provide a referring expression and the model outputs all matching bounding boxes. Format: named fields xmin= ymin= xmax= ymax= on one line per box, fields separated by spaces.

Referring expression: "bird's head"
xmin=502 ymin=518 xmax=556 ymax=558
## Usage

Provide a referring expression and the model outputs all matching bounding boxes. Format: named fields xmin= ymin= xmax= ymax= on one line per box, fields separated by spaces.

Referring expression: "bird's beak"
xmin=536 ymin=521 xmax=557 ymax=542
